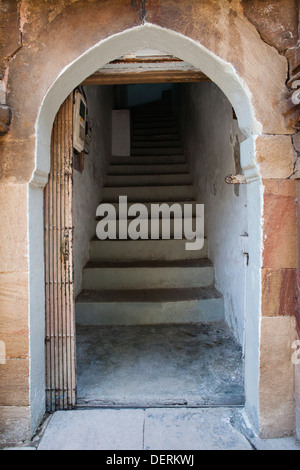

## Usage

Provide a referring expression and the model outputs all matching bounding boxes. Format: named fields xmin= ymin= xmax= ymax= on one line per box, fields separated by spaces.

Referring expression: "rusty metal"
xmin=225 ymin=174 xmax=247 ymax=184
xmin=44 ymin=93 xmax=76 ymax=412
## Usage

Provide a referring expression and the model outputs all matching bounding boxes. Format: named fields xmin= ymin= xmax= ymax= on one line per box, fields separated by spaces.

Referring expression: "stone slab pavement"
xmin=5 ymin=407 xmax=300 ymax=451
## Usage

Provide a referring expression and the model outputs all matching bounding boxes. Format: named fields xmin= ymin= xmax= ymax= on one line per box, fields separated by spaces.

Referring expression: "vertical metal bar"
xmin=51 ymin=113 xmax=57 ymax=412
xmin=65 ymin=95 xmax=72 ymax=407
xmin=45 ymin=131 xmax=51 ymax=411
xmin=66 ymin=93 xmax=76 ymax=407
xmin=44 ymin=93 xmax=76 ymax=412
xmin=61 ymin=99 xmax=67 ymax=409
xmin=53 ymin=108 xmax=59 ymax=410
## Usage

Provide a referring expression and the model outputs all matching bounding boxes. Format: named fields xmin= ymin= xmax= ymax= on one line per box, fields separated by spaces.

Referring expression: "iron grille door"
xmin=44 ymin=93 xmax=76 ymax=411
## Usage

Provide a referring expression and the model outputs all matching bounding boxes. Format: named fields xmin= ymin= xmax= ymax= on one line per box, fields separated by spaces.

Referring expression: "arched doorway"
xmin=29 ymin=24 xmax=263 ymax=434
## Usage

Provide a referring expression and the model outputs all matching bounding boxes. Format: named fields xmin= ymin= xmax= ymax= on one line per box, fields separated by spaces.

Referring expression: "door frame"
xmin=28 ymin=23 xmax=263 ymax=435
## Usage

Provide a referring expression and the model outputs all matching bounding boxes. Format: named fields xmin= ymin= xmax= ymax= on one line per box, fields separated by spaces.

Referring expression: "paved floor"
xmin=76 ymin=321 xmax=244 ymax=407
xmin=5 ymin=322 xmax=300 ymax=451
xmin=36 ymin=408 xmax=251 ymax=450
xmin=11 ymin=407 xmax=300 ymax=451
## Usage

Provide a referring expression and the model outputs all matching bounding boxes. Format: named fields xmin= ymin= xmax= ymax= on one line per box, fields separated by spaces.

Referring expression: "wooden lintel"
xmin=81 ymin=70 xmax=210 ymax=86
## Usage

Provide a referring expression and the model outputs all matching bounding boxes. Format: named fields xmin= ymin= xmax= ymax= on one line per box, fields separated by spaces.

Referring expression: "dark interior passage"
xmin=73 ymin=77 xmax=247 ymax=408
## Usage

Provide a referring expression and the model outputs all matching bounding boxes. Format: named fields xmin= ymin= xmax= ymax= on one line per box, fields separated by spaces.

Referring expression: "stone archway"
xmin=29 ymin=23 xmax=264 ymax=436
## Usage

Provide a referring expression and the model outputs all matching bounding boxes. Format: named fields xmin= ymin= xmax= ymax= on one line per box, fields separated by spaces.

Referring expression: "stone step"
xmin=82 ymin=259 xmax=214 ymax=290
xmin=94 ymin=216 xmax=198 ymax=238
xmin=133 ymin=121 xmax=178 ymax=129
xmin=76 ymin=286 xmax=224 ymax=325
xmin=89 ymin=238 xmax=207 ymax=262
xmin=108 ymin=163 xmax=189 ymax=175
xmin=133 ymin=134 xmax=181 ymax=142
xmin=111 ymin=155 xmax=186 ymax=165
xmin=103 ymin=185 xmax=194 ymax=202
xmin=133 ymin=127 xmax=179 ymax=136
xmin=132 ymin=114 xmax=175 ymax=121
xmin=131 ymin=147 xmax=184 ymax=156
xmin=101 ymin=200 xmax=199 ymax=218
xmin=131 ymin=140 xmax=182 ymax=148
xmin=132 ymin=103 xmax=171 ymax=110
xmin=133 ymin=120 xmax=177 ymax=128
xmin=132 ymin=107 xmax=172 ymax=115
xmin=132 ymin=119 xmax=179 ymax=133
xmin=105 ymin=173 xmax=192 ymax=187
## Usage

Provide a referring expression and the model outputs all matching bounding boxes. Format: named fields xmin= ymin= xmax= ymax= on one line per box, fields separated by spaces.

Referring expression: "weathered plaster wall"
xmin=0 ymin=0 xmax=298 ymax=445
xmin=181 ymin=82 xmax=248 ymax=345
xmin=73 ymin=85 xmax=113 ymax=297
xmin=1 ymin=0 xmax=293 ymax=183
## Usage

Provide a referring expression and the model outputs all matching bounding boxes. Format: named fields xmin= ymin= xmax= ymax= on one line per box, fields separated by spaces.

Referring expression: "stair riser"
xmin=103 ymin=186 xmax=194 ymax=202
xmin=94 ymin=217 xmax=198 ymax=238
xmin=133 ymin=127 xmax=179 ymax=136
xmin=131 ymin=148 xmax=184 ymax=156
xmin=133 ymin=117 xmax=176 ymax=123
xmin=83 ymin=266 xmax=214 ymax=290
xmin=101 ymin=201 xmax=198 ymax=218
xmin=108 ymin=164 xmax=189 ymax=175
xmin=133 ymin=135 xmax=181 ymax=142
xmin=133 ymin=109 xmax=171 ymax=113
xmin=105 ymin=174 xmax=192 ymax=187
xmin=76 ymin=298 xmax=224 ymax=326
xmin=133 ymin=121 xmax=177 ymax=129
xmin=111 ymin=156 xmax=186 ymax=165
xmin=90 ymin=239 xmax=208 ymax=262
xmin=131 ymin=141 xmax=182 ymax=149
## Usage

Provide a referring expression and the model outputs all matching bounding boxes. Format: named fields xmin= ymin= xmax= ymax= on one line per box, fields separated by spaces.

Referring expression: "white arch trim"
xmin=28 ymin=23 xmax=263 ymax=435
xmin=32 ymin=23 xmax=262 ymax=188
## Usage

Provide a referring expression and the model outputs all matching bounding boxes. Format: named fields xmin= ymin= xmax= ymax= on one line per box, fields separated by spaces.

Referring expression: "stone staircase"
xmin=76 ymin=101 xmax=224 ymax=326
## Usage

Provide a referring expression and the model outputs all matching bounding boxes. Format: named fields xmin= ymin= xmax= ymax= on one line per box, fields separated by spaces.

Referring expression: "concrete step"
xmin=132 ymin=108 xmax=172 ymax=116
xmin=133 ymin=134 xmax=180 ymax=142
xmin=105 ymin=173 xmax=192 ymax=187
xmin=103 ymin=185 xmax=194 ymax=202
xmin=94 ymin=216 xmax=198 ymax=238
xmin=76 ymin=286 xmax=224 ymax=325
xmin=132 ymin=104 xmax=171 ymax=112
xmin=111 ymin=156 xmax=186 ymax=165
xmin=133 ymin=124 xmax=178 ymax=131
xmin=102 ymin=200 xmax=199 ymax=218
xmin=133 ymin=127 xmax=179 ymax=136
xmin=133 ymin=115 xmax=175 ymax=122
xmin=131 ymin=147 xmax=184 ymax=156
xmin=108 ymin=163 xmax=189 ymax=175
xmin=89 ymin=238 xmax=207 ymax=262
xmin=133 ymin=120 xmax=178 ymax=128
xmin=131 ymin=140 xmax=182 ymax=149
xmin=82 ymin=259 xmax=214 ymax=290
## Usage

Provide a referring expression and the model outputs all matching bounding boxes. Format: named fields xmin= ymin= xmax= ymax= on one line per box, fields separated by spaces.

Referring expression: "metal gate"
xmin=44 ymin=93 xmax=76 ymax=411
